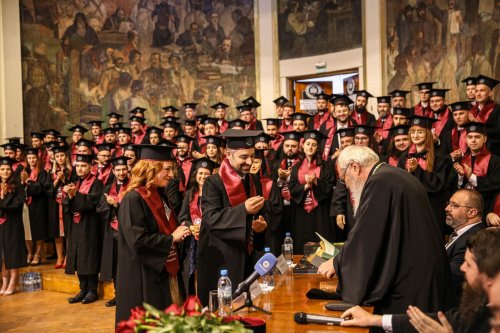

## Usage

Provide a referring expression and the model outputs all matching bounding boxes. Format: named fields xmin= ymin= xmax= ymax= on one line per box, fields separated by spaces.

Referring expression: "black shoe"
xmin=105 ymin=297 xmax=116 ymax=307
xmin=81 ymin=290 xmax=98 ymax=304
xmin=68 ymin=290 xmax=87 ymax=304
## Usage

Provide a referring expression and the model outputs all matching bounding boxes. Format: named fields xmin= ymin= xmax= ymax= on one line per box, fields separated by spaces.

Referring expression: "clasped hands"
xmin=453 ymin=162 xmax=472 ymax=178
xmin=62 ymin=183 xmax=77 ymax=197
xmin=304 ymin=173 xmax=317 ymax=190
xmin=244 ymin=196 xmax=268 ymax=233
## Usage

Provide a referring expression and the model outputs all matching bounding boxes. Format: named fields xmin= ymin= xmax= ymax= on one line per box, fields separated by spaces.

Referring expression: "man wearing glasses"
xmin=318 ymin=145 xmax=456 ymax=315
xmin=445 ymin=189 xmax=485 ymax=299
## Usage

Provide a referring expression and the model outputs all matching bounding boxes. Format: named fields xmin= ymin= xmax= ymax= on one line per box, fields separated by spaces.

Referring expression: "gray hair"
xmin=337 ymin=145 xmax=379 ymax=171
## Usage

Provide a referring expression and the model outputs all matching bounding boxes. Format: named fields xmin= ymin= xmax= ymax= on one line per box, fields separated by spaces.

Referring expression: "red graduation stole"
xmin=407 ymin=145 xmax=428 ymax=171
xmin=25 ymin=167 xmax=40 ymax=205
xmin=73 ymin=173 xmax=96 ymax=223
xmin=472 ymin=100 xmax=495 ymax=122
xmin=352 ymin=110 xmax=368 ymax=125
xmin=270 ymin=134 xmax=284 ymax=152
xmin=52 ymin=166 xmax=69 ymax=233
xmin=313 ymin=111 xmax=331 ymax=130
xmin=432 ymin=107 xmax=451 ymax=137
xmin=70 ymin=143 xmax=78 ymax=166
xmin=218 ymin=158 xmax=256 ymax=207
xmin=133 ymin=130 xmax=147 ymax=144
xmin=279 ymin=158 xmax=298 ymax=201
xmin=388 ymin=155 xmax=399 ymax=167
xmin=376 ymin=115 xmax=393 ymax=139
xmin=322 ymin=119 xmax=355 ymax=160
xmin=451 ymin=127 xmax=467 ymax=153
xmin=189 ymin=190 xmax=202 ymax=240
xmin=135 ymin=187 xmax=180 ymax=276
xmin=247 ymin=117 xmax=258 ymax=130
xmin=93 ymin=163 xmax=112 ymax=185
xmin=461 ymin=146 xmax=491 ymax=188
xmin=107 ymin=179 xmax=128 ymax=231
xmin=297 ymin=158 xmax=321 ymax=213
xmin=413 ymin=102 xmax=432 ymax=117
xmin=219 ymin=120 xmax=229 ymax=133
xmin=259 ymin=162 xmax=273 ymax=200
xmin=95 ymin=134 xmax=105 ymax=144
xmin=178 ymin=157 xmax=193 ymax=192
xmin=278 ymin=120 xmax=293 ymax=133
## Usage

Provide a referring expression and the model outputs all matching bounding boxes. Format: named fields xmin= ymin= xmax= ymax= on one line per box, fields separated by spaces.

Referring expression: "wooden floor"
xmin=0 ymin=290 xmax=115 ymax=332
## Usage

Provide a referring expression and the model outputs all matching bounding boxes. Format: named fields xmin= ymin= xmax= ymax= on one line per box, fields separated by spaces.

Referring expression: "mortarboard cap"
xmin=122 ymin=144 xmax=138 ymax=153
xmin=414 ymin=82 xmax=436 ymax=91
xmin=303 ymin=130 xmax=325 ymax=142
xmin=102 ymin=127 xmax=116 ymax=135
xmin=353 ymin=90 xmax=373 ymax=98
xmin=210 ymin=102 xmax=228 ymax=110
xmin=228 ymin=119 xmax=248 ymax=129
xmin=0 ymin=156 xmax=15 ymax=167
xmin=129 ymin=116 xmax=146 ymax=124
xmin=236 ymin=104 xmax=252 ymax=113
xmin=1 ymin=143 xmax=17 ymax=151
xmin=449 ymin=101 xmax=472 ymax=112
xmin=386 ymin=125 xmax=410 ymax=136
xmin=242 ymin=96 xmax=261 ymax=108
xmin=31 ymin=132 xmax=45 ymax=140
xmin=117 ymin=127 xmax=132 ymax=136
xmin=353 ymin=125 xmax=379 ymax=136
xmin=57 ymin=135 xmax=68 ymax=143
xmin=138 ymin=144 xmax=175 ymax=161
xmin=23 ymin=147 xmax=39 ymax=156
xmin=255 ymin=133 xmax=272 ymax=144
xmin=183 ymin=119 xmax=197 ymax=127
xmin=408 ymin=115 xmax=437 ymax=129
xmin=95 ymin=143 xmax=113 ymax=152
xmin=393 ymin=107 xmax=411 ymax=117
xmin=130 ymin=107 xmax=147 ymax=115
xmin=6 ymin=137 xmax=21 ymax=144
xmin=474 ymin=75 xmax=499 ymax=90
xmin=160 ymin=120 xmax=178 ymax=129
xmin=74 ymin=154 xmax=93 ymax=164
xmin=107 ymin=112 xmax=123 ymax=119
xmin=330 ymin=94 xmax=354 ymax=105
xmin=87 ymin=120 xmax=103 ymax=127
xmin=193 ymin=157 xmax=218 ymax=173
xmin=52 ymin=145 xmax=69 ymax=154
xmin=264 ymin=118 xmax=281 ymax=127
xmin=195 ymin=114 xmax=208 ymax=122
xmin=429 ymin=89 xmax=449 ymax=98
xmin=377 ymin=96 xmax=391 ymax=104
xmin=183 ymin=102 xmax=198 ymax=109
xmin=175 ymin=134 xmax=194 ymax=144
xmin=315 ymin=92 xmax=330 ymax=101
xmin=147 ymin=126 xmax=163 ymax=135
xmin=162 ymin=105 xmax=179 ymax=113
xmin=337 ymin=127 xmax=355 ymax=138
xmin=291 ymin=113 xmax=311 ymax=122
xmin=43 ymin=129 xmax=61 ymax=137
xmin=273 ymin=96 xmax=289 ymax=106
xmin=75 ymin=138 xmax=94 ymax=148
xmin=223 ymin=129 xmax=262 ymax=149
xmin=389 ymin=90 xmax=409 ymax=97
xmin=202 ymin=117 xmax=219 ymax=126
xmin=68 ymin=125 xmax=88 ymax=134
xmin=108 ymin=156 xmax=131 ymax=168
xmin=282 ymin=131 xmax=302 ymax=142
xmin=111 ymin=122 xmax=125 ymax=129
xmin=204 ymin=135 xmax=224 ymax=147
xmin=465 ymin=122 xmax=488 ymax=135
xmin=461 ymin=77 xmax=476 ymax=86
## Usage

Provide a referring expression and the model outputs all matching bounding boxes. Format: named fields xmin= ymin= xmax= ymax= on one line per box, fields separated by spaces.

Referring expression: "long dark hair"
xmin=299 ymin=139 xmax=324 ymax=166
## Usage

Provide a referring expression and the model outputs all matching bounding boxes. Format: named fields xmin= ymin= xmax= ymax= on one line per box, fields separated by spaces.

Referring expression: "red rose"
xmin=116 ymin=320 xmax=135 ymax=333
xmin=183 ymin=296 xmax=202 ymax=312
xmin=186 ymin=310 xmax=203 ymax=317
xmin=222 ymin=315 xmax=241 ymax=323
xmin=164 ymin=303 xmax=182 ymax=315
xmin=130 ymin=307 xmax=146 ymax=321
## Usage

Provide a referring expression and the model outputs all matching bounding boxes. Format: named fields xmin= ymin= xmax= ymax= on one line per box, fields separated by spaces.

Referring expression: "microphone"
xmin=294 ymin=312 xmax=344 ymax=325
xmin=232 ymin=253 xmax=277 ymax=299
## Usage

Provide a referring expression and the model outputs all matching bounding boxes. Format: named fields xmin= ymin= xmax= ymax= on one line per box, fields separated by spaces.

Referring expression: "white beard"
xmin=349 ymin=178 xmax=365 ymax=216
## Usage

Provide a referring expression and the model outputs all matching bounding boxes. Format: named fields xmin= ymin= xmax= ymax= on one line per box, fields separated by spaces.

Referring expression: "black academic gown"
xmin=64 ymin=177 xmax=104 ymax=276
xmin=261 ymin=175 xmax=283 ymax=256
xmin=329 ymin=180 xmax=354 ymax=242
xmin=197 ymin=173 xmax=268 ymax=306
xmin=398 ymin=151 xmax=448 ymax=234
xmin=24 ymin=167 xmax=49 ymax=241
xmin=289 ymin=158 xmax=335 ymax=253
xmin=46 ymin=168 xmax=72 ymax=238
xmin=116 ymin=188 xmax=184 ymax=323
xmin=96 ymin=181 xmax=125 ymax=282
xmin=334 ymin=163 xmax=456 ymax=314
xmin=0 ymin=183 xmax=27 ymax=269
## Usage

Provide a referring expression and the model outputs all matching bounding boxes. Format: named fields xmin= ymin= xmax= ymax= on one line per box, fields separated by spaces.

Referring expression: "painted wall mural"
xmin=19 ymin=0 xmax=256 ymax=141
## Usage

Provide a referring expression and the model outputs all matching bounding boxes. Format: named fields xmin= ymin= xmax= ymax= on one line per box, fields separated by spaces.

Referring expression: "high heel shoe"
xmin=54 ymin=264 xmax=63 ymax=269
xmin=27 ymin=254 xmax=33 ymax=265
xmin=3 ymin=286 xmax=16 ymax=296
xmin=30 ymin=255 xmax=41 ymax=266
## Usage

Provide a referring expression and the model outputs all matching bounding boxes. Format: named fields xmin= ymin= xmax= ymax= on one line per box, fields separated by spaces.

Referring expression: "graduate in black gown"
xmin=379 ymin=125 xmax=411 ymax=167
xmin=96 ymin=156 xmax=130 ymax=307
xmin=116 ymin=145 xmax=191 ymax=324
xmin=178 ymin=158 xmax=218 ymax=296
xmin=197 ymin=129 xmax=270 ymax=306
xmin=318 ymin=145 xmax=456 ymax=315
xmin=289 ymin=130 xmax=335 ymax=252
xmin=63 ymin=154 xmax=105 ymax=304
xmin=20 ymin=148 xmax=49 ymax=266
xmin=398 ymin=116 xmax=449 ymax=235
xmin=0 ymin=157 xmax=26 ymax=296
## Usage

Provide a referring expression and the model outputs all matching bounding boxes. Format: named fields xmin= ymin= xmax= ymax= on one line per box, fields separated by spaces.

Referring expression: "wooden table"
xmin=234 ymin=267 xmax=372 ymax=332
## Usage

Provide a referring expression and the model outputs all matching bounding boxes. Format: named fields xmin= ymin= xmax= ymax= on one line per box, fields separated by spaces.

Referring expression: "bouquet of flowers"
xmin=117 ymin=296 xmax=252 ymax=333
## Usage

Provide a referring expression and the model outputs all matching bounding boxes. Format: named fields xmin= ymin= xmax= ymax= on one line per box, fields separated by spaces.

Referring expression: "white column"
xmin=363 ymin=0 xmax=384 ymax=96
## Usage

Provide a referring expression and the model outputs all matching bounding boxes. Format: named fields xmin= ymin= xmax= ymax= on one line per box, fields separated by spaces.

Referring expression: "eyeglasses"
xmin=446 ymin=201 xmax=474 ymax=209
xmin=338 ymin=162 xmax=353 ymax=185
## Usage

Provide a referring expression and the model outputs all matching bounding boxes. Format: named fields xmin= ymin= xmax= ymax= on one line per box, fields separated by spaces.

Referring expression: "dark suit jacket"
xmin=446 ymin=222 xmax=485 ymax=298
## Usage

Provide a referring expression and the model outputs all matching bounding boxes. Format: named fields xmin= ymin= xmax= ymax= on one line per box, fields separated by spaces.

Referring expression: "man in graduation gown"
xmin=278 ymin=103 xmax=295 ymax=133
xmin=412 ymin=82 xmax=435 ymax=117
xmin=116 ymin=145 xmax=191 ymax=323
xmin=96 ymin=156 xmax=130 ymax=307
xmin=197 ymin=129 xmax=270 ymax=306
xmin=352 ymin=90 xmax=376 ymax=126
xmin=318 ymin=145 xmax=455 ymax=315
xmin=63 ymin=154 xmax=105 ymax=305
xmin=211 ymin=102 xmax=229 ymax=133
xmin=92 ymin=143 xmax=115 ymax=186
xmin=309 ymin=93 xmax=331 ymax=132
xmin=428 ymin=88 xmax=455 ymax=145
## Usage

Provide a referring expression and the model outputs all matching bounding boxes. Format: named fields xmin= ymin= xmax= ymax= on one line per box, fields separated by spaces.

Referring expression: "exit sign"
xmin=316 ymin=66 xmax=326 ymax=73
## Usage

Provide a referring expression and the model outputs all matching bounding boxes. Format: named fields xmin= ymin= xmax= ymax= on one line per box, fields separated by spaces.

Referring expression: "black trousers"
xmin=77 ymin=273 xmax=98 ymax=292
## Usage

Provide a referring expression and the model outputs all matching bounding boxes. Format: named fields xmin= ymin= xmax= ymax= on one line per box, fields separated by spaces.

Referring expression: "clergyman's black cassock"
xmin=115 ymin=189 xmax=184 ymax=323
xmin=64 ymin=177 xmax=104 ymax=275
xmin=197 ymin=173 xmax=268 ymax=306
xmin=334 ymin=163 xmax=456 ymax=314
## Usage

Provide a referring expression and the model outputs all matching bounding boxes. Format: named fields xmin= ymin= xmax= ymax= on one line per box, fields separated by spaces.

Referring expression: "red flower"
xmin=183 ymin=296 xmax=202 ymax=312
xmin=222 ymin=315 xmax=241 ymax=323
xmin=116 ymin=320 xmax=135 ymax=333
xmin=186 ymin=310 xmax=203 ymax=317
xmin=130 ymin=307 xmax=146 ymax=321
xmin=164 ymin=303 xmax=182 ymax=315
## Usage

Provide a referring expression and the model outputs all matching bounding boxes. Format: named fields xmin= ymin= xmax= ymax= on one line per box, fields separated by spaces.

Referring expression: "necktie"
xmin=446 ymin=231 xmax=458 ymax=247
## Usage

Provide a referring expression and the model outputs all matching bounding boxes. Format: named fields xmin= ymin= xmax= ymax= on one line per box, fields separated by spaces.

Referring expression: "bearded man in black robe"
xmin=318 ymin=145 xmax=456 ymax=314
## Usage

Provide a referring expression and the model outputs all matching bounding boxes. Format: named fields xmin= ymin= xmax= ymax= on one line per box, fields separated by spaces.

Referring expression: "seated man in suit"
xmin=444 ymin=189 xmax=485 ymax=299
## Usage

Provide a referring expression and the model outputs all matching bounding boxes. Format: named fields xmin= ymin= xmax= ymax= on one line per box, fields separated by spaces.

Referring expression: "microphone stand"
xmin=233 ymin=289 xmax=271 ymax=315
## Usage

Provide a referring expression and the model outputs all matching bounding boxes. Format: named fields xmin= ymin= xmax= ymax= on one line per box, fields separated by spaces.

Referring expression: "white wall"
xmin=0 ymin=0 xmax=385 ymax=139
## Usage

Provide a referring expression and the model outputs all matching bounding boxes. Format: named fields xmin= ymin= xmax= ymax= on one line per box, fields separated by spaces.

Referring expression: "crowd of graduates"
xmin=0 ymin=73 xmax=499 ymax=313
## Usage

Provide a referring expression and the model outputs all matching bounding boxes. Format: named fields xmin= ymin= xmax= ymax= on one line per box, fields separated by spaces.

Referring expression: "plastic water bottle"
xmin=24 ymin=273 xmax=33 ymax=292
xmin=217 ymin=269 xmax=232 ymax=317
xmin=34 ymin=273 xmax=42 ymax=291
xmin=283 ymin=232 xmax=294 ymax=266
xmin=262 ymin=248 xmax=275 ymax=290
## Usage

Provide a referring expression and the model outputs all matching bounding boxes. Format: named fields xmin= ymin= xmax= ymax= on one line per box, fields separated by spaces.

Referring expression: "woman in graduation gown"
xmin=398 ymin=116 xmax=448 ymax=234
xmin=0 ymin=157 xmax=27 ymax=295
xmin=20 ymin=148 xmax=49 ymax=266
xmin=380 ymin=125 xmax=411 ymax=166
xmin=46 ymin=145 xmax=72 ymax=268
xmin=204 ymin=135 xmax=224 ymax=166
xmin=116 ymin=145 xmax=191 ymax=324
xmin=289 ymin=130 xmax=335 ymax=253
xmin=178 ymin=158 xmax=218 ymax=296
